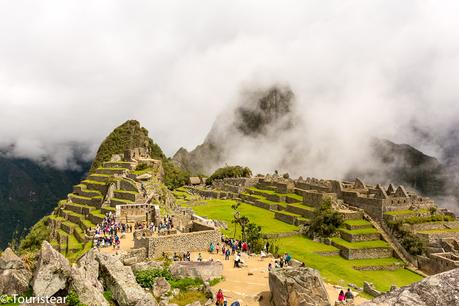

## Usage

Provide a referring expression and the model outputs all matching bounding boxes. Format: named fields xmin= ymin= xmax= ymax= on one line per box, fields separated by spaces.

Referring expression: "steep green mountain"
xmin=90 ymin=119 xmax=165 ymax=171
xmin=92 ymin=120 xmax=188 ymax=189
xmin=0 ymin=156 xmax=89 ymax=249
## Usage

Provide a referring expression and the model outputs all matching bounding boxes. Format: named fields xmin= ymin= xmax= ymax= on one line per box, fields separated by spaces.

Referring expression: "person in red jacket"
xmin=216 ymin=289 xmax=225 ymax=305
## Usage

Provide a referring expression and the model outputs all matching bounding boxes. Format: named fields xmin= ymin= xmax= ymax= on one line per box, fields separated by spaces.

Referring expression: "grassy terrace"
xmin=82 ymin=179 xmax=106 ymax=185
xmin=90 ymin=210 xmax=105 ymax=218
xmin=288 ymin=202 xmax=315 ymax=211
xmin=246 ymin=187 xmax=303 ymax=202
xmin=277 ymin=235 xmax=423 ymax=292
xmin=344 ymin=219 xmax=372 ymax=227
xmin=187 ymin=199 xmax=298 ymax=236
xmin=384 ymin=209 xmax=428 ymax=216
xmin=331 ymin=237 xmax=389 ymax=249
xmin=114 ymin=189 xmax=138 ymax=195
xmin=111 ymin=198 xmax=133 ymax=204
xmin=339 ymin=227 xmax=379 ymax=235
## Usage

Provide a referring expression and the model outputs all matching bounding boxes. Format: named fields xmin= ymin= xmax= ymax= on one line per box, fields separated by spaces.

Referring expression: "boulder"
xmin=0 ymin=248 xmax=32 ymax=295
xmin=75 ymin=248 xmax=104 ymax=292
xmin=170 ymin=261 xmax=223 ymax=281
xmin=360 ymin=267 xmax=459 ymax=306
xmin=269 ymin=267 xmax=330 ymax=306
xmin=96 ymin=252 xmax=155 ymax=306
xmin=153 ymin=277 xmax=171 ymax=298
xmin=32 ymin=241 xmax=72 ymax=297
xmin=131 ymin=261 xmax=163 ymax=273
xmin=70 ymin=267 xmax=109 ymax=306
xmin=135 ymin=293 xmax=158 ymax=306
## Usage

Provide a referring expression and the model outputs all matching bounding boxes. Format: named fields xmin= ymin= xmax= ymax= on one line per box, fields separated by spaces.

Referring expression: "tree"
xmin=307 ymin=198 xmax=343 ymax=238
xmin=238 ymin=216 xmax=250 ymax=241
xmin=206 ymin=165 xmax=252 ymax=185
xmin=231 ymin=202 xmax=241 ymax=238
xmin=246 ymin=222 xmax=263 ymax=252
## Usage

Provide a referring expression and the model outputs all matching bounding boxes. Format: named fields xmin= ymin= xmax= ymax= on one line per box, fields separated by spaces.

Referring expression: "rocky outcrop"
xmin=71 ymin=248 xmax=108 ymax=306
xmin=153 ymin=277 xmax=171 ymax=298
xmin=269 ymin=267 xmax=330 ymax=306
xmin=361 ymin=267 xmax=459 ymax=306
xmin=96 ymin=252 xmax=155 ymax=306
xmin=32 ymin=241 xmax=72 ymax=297
xmin=170 ymin=261 xmax=223 ymax=281
xmin=0 ymin=248 xmax=32 ymax=295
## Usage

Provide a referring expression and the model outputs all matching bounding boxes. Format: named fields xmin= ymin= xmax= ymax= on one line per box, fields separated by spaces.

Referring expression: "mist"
xmin=1 ymin=0 xmax=458 ymax=190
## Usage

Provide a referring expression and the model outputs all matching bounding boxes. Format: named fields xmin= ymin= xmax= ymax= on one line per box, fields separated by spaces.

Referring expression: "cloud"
xmin=0 ymin=0 xmax=458 ymax=177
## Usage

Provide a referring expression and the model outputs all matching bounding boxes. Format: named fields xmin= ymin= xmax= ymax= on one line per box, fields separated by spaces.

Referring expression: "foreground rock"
xmin=269 ymin=267 xmax=331 ymax=306
xmin=96 ymin=252 xmax=157 ymax=306
xmin=32 ymin=241 xmax=72 ymax=297
xmin=170 ymin=261 xmax=223 ymax=281
xmin=71 ymin=248 xmax=108 ymax=306
xmin=0 ymin=248 xmax=32 ymax=295
xmin=361 ymin=267 xmax=459 ymax=306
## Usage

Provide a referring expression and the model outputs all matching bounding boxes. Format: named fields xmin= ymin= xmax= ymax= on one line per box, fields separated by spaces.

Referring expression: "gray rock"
xmin=0 ymin=248 xmax=26 ymax=270
xmin=269 ymin=267 xmax=331 ymax=306
xmin=135 ymin=293 xmax=158 ymax=306
xmin=363 ymin=281 xmax=381 ymax=297
xmin=0 ymin=248 xmax=32 ymax=295
xmin=96 ymin=252 xmax=154 ymax=306
xmin=32 ymin=241 xmax=72 ymax=297
xmin=170 ymin=261 xmax=223 ymax=281
xmin=131 ymin=261 xmax=163 ymax=273
xmin=360 ymin=267 xmax=459 ymax=306
xmin=75 ymin=248 xmax=104 ymax=292
xmin=70 ymin=267 xmax=109 ymax=306
xmin=153 ymin=277 xmax=171 ymax=298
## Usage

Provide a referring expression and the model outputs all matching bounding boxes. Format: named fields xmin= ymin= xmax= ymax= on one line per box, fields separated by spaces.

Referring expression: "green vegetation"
xmin=339 ymin=227 xmax=379 ymax=235
xmin=169 ymin=291 xmax=208 ymax=306
xmin=90 ymin=120 xmax=164 ymax=172
xmin=401 ymin=214 xmax=455 ymax=225
xmin=66 ymin=290 xmax=86 ymax=306
xmin=103 ymin=291 xmax=115 ymax=305
xmin=387 ymin=221 xmax=426 ymax=256
xmin=343 ymin=219 xmax=372 ymax=227
xmin=206 ymin=165 xmax=252 ymax=185
xmin=331 ymin=238 xmax=389 ymax=249
xmin=188 ymin=199 xmax=298 ymax=237
xmin=18 ymin=216 xmax=51 ymax=253
xmin=277 ymin=235 xmax=423 ymax=292
xmin=162 ymin=159 xmax=190 ymax=190
xmin=307 ymin=199 xmax=343 ymax=238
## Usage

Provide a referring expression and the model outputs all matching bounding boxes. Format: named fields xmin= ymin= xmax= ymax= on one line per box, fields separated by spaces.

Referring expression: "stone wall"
xmin=274 ymin=212 xmax=297 ymax=225
xmin=134 ymin=230 xmax=221 ymax=258
xmin=417 ymin=253 xmax=459 ymax=274
xmin=332 ymin=243 xmax=393 ymax=260
xmin=401 ymin=221 xmax=459 ymax=232
xmin=340 ymin=231 xmax=381 ymax=243
xmin=299 ymin=190 xmax=336 ymax=208
xmin=416 ymin=231 xmax=459 ymax=244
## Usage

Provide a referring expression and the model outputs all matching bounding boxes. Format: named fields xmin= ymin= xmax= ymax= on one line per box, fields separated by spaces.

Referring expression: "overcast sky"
xmin=1 ymin=1 xmax=459 ymax=169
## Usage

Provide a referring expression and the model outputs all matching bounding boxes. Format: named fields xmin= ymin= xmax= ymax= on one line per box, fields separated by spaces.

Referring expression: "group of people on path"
xmin=337 ymin=288 xmax=354 ymax=304
xmin=148 ymin=215 xmax=174 ymax=232
xmin=93 ymin=212 xmax=127 ymax=249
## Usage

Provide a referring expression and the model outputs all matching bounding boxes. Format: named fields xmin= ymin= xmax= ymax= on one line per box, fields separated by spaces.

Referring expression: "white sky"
xmin=1 ymin=1 xmax=459 ymax=169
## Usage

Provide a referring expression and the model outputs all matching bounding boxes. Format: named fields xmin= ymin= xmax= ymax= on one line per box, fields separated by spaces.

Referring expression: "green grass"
xmin=67 ymin=233 xmax=82 ymax=250
xmin=81 ymin=218 xmax=96 ymax=229
xmin=339 ymin=227 xmax=379 ymax=235
xmin=288 ymin=202 xmax=315 ymax=211
xmin=82 ymin=179 xmax=106 ymax=186
xmin=90 ymin=210 xmax=105 ymax=218
xmin=114 ymin=189 xmax=138 ymax=195
xmin=277 ymin=235 xmax=423 ymax=292
xmin=246 ymin=187 xmax=277 ymax=195
xmin=69 ymin=193 xmax=92 ymax=201
xmin=343 ymin=219 xmax=372 ymax=226
xmin=48 ymin=214 xmax=65 ymax=221
xmin=285 ymin=193 xmax=303 ymax=201
xmin=331 ymin=238 xmax=389 ymax=249
xmin=111 ymin=197 xmax=133 ymax=204
xmin=384 ymin=209 xmax=428 ymax=216
xmin=169 ymin=291 xmax=208 ymax=306
xmin=188 ymin=199 xmax=298 ymax=237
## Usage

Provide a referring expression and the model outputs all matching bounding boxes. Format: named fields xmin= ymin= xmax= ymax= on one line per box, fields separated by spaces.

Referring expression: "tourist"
xmin=186 ymin=251 xmax=191 ymax=261
xmin=216 ymin=243 xmax=220 ymax=254
xmin=209 ymin=242 xmax=215 ymax=253
xmin=284 ymin=253 xmax=292 ymax=266
xmin=241 ymin=241 xmax=248 ymax=252
xmin=345 ymin=288 xmax=354 ymax=301
xmin=268 ymin=263 xmax=272 ymax=271
xmin=197 ymin=253 xmax=203 ymax=262
xmin=225 ymin=248 xmax=231 ymax=260
xmin=338 ymin=290 xmax=345 ymax=302
xmin=216 ymin=289 xmax=225 ymax=306
xmin=274 ymin=260 xmax=280 ymax=268
xmin=173 ymin=252 xmax=180 ymax=261
xmin=234 ymin=252 xmax=241 ymax=268
xmin=300 ymin=262 xmax=305 ymax=267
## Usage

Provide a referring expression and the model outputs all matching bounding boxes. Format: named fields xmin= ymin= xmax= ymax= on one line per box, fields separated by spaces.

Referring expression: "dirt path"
xmin=100 ymin=233 xmax=368 ymax=305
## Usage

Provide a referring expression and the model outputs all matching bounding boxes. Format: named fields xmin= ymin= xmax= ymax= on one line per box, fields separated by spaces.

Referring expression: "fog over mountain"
xmin=1 ymin=1 xmax=459 ymax=207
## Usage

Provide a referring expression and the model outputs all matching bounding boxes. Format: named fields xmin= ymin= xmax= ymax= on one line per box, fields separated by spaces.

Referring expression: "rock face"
xmin=71 ymin=248 xmax=108 ymax=306
xmin=361 ymin=267 xmax=459 ymax=306
xmin=131 ymin=261 xmax=163 ymax=273
xmin=269 ymin=267 xmax=330 ymax=306
xmin=96 ymin=252 xmax=155 ymax=306
xmin=32 ymin=241 xmax=72 ymax=297
xmin=0 ymin=248 xmax=32 ymax=295
xmin=170 ymin=261 xmax=223 ymax=281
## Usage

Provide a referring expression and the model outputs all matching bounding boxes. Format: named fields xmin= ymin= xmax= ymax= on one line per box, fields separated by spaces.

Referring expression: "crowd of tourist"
xmin=93 ymin=212 xmax=131 ymax=249
xmin=147 ymin=215 xmax=174 ymax=232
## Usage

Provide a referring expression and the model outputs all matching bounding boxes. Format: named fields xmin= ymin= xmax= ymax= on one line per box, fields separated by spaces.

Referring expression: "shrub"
xmin=18 ymin=217 xmax=51 ymax=254
xmin=206 ymin=165 xmax=252 ymax=185
xmin=135 ymin=162 xmax=149 ymax=171
xmin=246 ymin=222 xmax=264 ymax=253
xmin=403 ymin=214 xmax=454 ymax=225
xmin=401 ymin=233 xmax=424 ymax=256
xmin=208 ymin=277 xmax=224 ymax=286
xmin=307 ymin=199 xmax=343 ymax=238
xmin=66 ymin=290 xmax=85 ymax=306
xmin=135 ymin=267 xmax=172 ymax=288
xmin=169 ymin=278 xmax=203 ymax=290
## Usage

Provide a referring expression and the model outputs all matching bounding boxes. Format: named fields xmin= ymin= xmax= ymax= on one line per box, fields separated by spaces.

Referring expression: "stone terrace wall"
xmin=341 ymin=191 xmax=384 ymax=220
xmin=134 ymin=230 xmax=221 ymax=258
